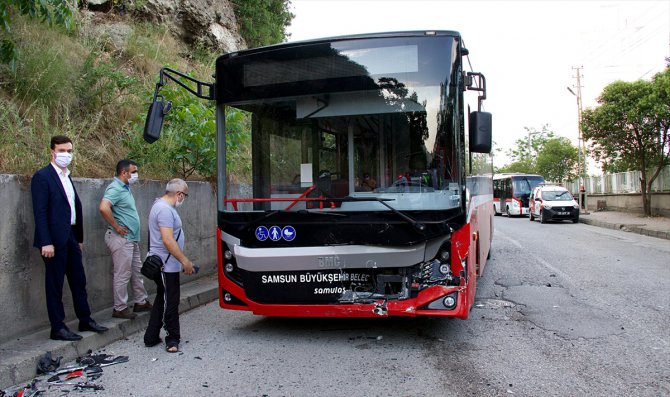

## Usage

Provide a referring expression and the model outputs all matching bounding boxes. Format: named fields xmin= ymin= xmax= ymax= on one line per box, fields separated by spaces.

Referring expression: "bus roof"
xmin=217 ymin=30 xmax=462 ymax=60
xmin=493 ymin=173 xmax=544 ymax=180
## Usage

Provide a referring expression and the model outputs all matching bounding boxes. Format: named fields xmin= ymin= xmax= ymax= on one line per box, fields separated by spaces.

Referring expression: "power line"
xmin=579 ymin=2 xmax=668 ymax=66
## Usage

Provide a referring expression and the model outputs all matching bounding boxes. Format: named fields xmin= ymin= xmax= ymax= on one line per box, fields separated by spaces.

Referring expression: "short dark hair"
xmin=116 ymin=159 xmax=137 ymax=176
xmin=50 ymin=135 xmax=72 ymax=149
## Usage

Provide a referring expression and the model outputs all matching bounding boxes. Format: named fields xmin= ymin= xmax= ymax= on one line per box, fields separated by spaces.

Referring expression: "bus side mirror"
xmin=469 ymin=111 xmax=492 ymax=153
xmin=143 ymin=96 xmax=172 ymax=143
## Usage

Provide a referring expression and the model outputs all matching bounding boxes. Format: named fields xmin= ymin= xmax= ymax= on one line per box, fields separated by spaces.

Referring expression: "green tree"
xmin=599 ymin=158 xmax=636 ymax=174
xmin=497 ymin=158 xmax=535 ymax=174
xmin=0 ymin=0 xmax=73 ymax=70
xmin=149 ymin=82 xmax=250 ymax=181
xmin=231 ymin=0 xmax=294 ymax=47
xmin=498 ymin=125 xmax=557 ymax=174
xmin=581 ymin=68 xmax=670 ymax=216
xmin=506 ymin=125 xmax=556 ymax=164
xmin=536 ymin=137 xmax=578 ymax=183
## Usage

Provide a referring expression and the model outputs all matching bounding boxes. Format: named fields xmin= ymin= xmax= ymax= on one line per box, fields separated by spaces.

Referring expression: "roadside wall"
xmin=586 ymin=192 xmax=670 ymax=217
xmin=0 ymin=174 xmax=217 ymax=344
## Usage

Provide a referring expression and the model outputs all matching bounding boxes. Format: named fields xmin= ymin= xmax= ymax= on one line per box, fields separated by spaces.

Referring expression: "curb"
xmin=579 ymin=217 xmax=670 ymax=240
xmin=0 ymin=274 xmax=219 ymax=389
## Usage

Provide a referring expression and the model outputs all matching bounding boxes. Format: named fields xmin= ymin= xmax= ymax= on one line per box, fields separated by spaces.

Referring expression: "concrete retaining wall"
xmin=586 ymin=192 xmax=670 ymax=217
xmin=0 ymin=174 xmax=217 ymax=344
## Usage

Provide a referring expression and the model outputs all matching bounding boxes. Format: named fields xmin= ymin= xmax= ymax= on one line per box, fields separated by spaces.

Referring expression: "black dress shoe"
xmin=78 ymin=320 xmax=108 ymax=333
xmin=50 ymin=328 xmax=82 ymax=341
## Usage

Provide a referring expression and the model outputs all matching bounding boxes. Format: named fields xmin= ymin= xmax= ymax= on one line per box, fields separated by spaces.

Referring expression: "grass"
xmin=0 ymin=13 xmax=217 ymax=179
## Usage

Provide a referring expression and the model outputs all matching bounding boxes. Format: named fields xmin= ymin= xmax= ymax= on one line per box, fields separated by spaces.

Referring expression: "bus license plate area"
xmin=241 ymin=269 xmax=377 ymax=304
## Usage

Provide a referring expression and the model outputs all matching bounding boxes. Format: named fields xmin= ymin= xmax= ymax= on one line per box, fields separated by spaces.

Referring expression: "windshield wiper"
xmin=243 ymin=206 xmax=350 ymax=231
xmin=298 ymin=196 xmax=427 ymax=232
xmin=296 ymin=209 xmax=347 ymax=217
xmin=241 ymin=196 xmax=428 ymax=233
xmin=369 ymin=197 xmax=426 ymax=233
xmin=244 ymin=210 xmax=281 ymax=230
xmin=302 ymin=96 xmax=329 ymax=118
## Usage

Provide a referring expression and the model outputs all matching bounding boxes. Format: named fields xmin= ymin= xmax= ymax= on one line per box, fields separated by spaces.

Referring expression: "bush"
xmin=0 ymin=4 xmax=269 ymax=180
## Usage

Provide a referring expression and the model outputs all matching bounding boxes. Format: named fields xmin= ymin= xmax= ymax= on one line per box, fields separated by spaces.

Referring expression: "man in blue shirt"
xmin=100 ymin=160 xmax=151 ymax=319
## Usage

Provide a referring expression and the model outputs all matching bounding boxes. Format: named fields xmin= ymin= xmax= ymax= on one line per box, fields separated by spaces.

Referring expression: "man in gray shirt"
xmin=143 ymin=178 xmax=196 ymax=353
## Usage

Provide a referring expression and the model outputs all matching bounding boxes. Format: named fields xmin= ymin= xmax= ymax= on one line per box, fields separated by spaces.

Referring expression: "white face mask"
xmin=175 ymin=192 xmax=186 ymax=208
xmin=128 ymin=172 xmax=139 ymax=185
xmin=54 ymin=152 xmax=73 ymax=168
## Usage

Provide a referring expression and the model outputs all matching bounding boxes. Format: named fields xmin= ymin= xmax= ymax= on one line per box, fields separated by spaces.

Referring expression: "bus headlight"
xmin=225 ymin=262 xmax=235 ymax=273
xmin=224 ymin=250 xmax=233 ymax=260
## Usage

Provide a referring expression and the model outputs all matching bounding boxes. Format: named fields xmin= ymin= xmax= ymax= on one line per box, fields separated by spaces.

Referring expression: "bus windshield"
xmin=219 ymin=35 xmax=463 ymax=215
xmin=512 ymin=176 xmax=544 ymax=197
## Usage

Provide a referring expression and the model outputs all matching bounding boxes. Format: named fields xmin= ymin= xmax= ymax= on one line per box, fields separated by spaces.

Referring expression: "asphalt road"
xmin=28 ymin=216 xmax=670 ymax=396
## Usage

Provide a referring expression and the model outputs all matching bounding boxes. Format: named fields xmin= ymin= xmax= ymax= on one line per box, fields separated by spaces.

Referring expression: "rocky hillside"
xmin=85 ymin=0 xmax=246 ymax=54
xmin=0 ymin=0 xmax=291 ymax=180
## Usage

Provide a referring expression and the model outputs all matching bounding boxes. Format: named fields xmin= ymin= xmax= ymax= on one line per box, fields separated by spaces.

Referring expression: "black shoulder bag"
xmin=141 ymin=228 xmax=181 ymax=280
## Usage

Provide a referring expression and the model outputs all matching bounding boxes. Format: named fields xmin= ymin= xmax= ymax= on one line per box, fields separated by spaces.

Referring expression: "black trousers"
xmin=43 ymin=231 xmax=92 ymax=332
xmin=144 ymin=271 xmax=180 ymax=346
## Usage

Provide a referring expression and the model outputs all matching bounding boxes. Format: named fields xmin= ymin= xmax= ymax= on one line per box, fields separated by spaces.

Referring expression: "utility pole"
xmin=527 ymin=130 xmax=542 ymax=162
xmin=568 ymin=66 xmax=588 ymax=213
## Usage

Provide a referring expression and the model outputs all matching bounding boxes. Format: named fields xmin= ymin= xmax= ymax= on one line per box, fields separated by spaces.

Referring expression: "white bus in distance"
xmin=493 ymin=173 xmax=545 ymax=216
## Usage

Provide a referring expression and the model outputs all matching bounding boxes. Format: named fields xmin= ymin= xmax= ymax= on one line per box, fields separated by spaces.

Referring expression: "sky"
xmin=286 ymin=0 xmax=670 ymax=171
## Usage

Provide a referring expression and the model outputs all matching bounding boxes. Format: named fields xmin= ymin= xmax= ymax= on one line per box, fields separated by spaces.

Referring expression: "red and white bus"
xmin=493 ymin=173 xmax=545 ymax=217
xmin=144 ymin=31 xmax=493 ymax=319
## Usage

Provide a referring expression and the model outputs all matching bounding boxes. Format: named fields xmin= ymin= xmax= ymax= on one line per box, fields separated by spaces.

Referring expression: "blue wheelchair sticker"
xmin=255 ymin=226 xmax=269 ymax=241
xmin=268 ymin=225 xmax=282 ymax=241
xmin=282 ymin=226 xmax=296 ymax=241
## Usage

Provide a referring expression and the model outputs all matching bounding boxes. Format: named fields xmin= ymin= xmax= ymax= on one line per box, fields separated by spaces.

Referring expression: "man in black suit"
xmin=31 ymin=135 xmax=108 ymax=341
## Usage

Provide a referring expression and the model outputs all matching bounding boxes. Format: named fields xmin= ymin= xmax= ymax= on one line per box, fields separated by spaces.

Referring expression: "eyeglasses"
xmin=178 ymin=191 xmax=189 ymax=197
